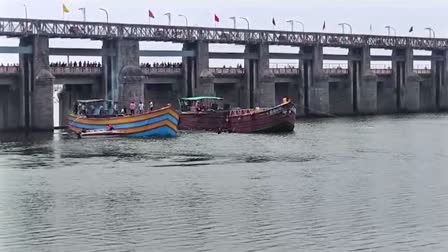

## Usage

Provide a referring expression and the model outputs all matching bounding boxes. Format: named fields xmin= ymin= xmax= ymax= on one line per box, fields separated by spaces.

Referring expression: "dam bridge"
xmin=0 ymin=17 xmax=447 ymax=130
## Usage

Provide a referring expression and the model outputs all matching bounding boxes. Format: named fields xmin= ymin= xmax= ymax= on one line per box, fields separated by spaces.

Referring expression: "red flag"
xmin=214 ymin=14 xmax=220 ymax=22
xmin=148 ymin=9 xmax=155 ymax=18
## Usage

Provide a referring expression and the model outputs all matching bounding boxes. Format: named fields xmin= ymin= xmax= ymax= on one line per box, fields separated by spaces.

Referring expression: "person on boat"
xmin=80 ymin=103 xmax=86 ymax=115
xmin=121 ymin=106 xmax=128 ymax=115
xmin=196 ymin=102 xmax=202 ymax=112
xmin=99 ymin=105 xmax=104 ymax=115
xmin=138 ymin=101 xmax=144 ymax=114
xmin=113 ymin=103 xmax=119 ymax=115
xmin=77 ymin=103 xmax=82 ymax=115
xmin=149 ymin=101 xmax=154 ymax=111
xmin=107 ymin=124 xmax=114 ymax=131
xmin=72 ymin=102 xmax=78 ymax=115
xmin=129 ymin=101 xmax=136 ymax=115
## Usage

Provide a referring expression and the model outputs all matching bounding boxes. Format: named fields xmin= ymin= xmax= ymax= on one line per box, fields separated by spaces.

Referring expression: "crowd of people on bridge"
xmin=50 ymin=61 xmax=102 ymax=68
xmin=140 ymin=62 xmax=182 ymax=68
xmin=0 ymin=63 xmax=19 ymax=67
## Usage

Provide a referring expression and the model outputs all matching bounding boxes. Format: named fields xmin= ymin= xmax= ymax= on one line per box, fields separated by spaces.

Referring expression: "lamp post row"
xmin=19 ymin=6 xmax=437 ymax=37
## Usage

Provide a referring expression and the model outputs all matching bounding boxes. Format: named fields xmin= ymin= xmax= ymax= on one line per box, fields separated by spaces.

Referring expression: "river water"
xmin=1 ymin=114 xmax=448 ymax=251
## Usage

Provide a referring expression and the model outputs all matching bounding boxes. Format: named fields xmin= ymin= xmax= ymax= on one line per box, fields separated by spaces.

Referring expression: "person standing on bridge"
xmin=149 ymin=101 xmax=154 ymax=111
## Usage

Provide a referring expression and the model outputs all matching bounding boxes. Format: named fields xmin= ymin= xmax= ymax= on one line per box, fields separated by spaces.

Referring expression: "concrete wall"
xmin=145 ymin=84 xmax=177 ymax=109
xmin=329 ymin=80 xmax=352 ymax=115
xmin=0 ymin=86 xmax=8 ymax=129
xmin=377 ymin=76 xmax=397 ymax=114
xmin=215 ymin=83 xmax=240 ymax=108
xmin=275 ymin=83 xmax=290 ymax=105
xmin=19 ymin=36 xmax=54 ymax=130
xmin=420 ymin=75 xmax=436 ymax=112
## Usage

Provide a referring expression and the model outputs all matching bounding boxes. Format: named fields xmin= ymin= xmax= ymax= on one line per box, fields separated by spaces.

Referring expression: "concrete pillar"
xmin=102 ymin=39 xmax=140 ymax=106
xmin=243 ymin=43 xmax=275 ymax=108
xmin=349 ymin=47 xmax=377 ymax=114
xmin=182 ymin=41 xmax=211 ymax=97
xmin=199 ymin=70 xmax=215 ymax=96
xmin=3 ymin=80 xmax=21 ymax=129
xmin=432 ymin=50 xmax=448 ymax=110
xmin=393 ymin=48 xmax=420 ymax=112
xmin=19 ymin=36 xmax=54 ymax=130
xmin=118 ymin=66 xmax=145 ymax=106
xmin=300 ymin=45 xmax=329 ymax=116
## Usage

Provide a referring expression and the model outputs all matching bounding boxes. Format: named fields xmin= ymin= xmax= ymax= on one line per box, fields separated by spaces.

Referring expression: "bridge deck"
xmin=1 ymin=18 xmax=448 ymax=50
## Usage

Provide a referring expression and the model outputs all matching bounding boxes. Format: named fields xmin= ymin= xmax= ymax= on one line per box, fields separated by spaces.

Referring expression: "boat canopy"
xmin=76 ymin=99 xmax=105 ymax=103
xmin=179 ymin=96 xmax=223 ymax=101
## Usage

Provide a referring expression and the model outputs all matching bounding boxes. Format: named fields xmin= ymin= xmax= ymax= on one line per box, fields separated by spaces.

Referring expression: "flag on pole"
xmin=272 ymin=18 xmax=276 ymax=26
xmin=214 ymin=14 xmax=220 ymax=22
xmin=148 ymin=10 xmax=155 ymax=18
xmin=409 ymin=26 xmax=413 ymax=32
xmin=369 ymin=24 xmax=373 ymax=33
xmin=322 ymin=21 xmax=326 ymax=30
xmin=63 ymin=4 xmax=69 ymax=13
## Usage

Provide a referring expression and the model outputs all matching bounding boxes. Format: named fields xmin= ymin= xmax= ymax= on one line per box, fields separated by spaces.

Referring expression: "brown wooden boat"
xmin=227 ymin=101 xmax=296 ymax=133
xmin=178 ymin=96 xmax=296 ymax=133
xmin=178 ymin=96 xmax=229 ymax=131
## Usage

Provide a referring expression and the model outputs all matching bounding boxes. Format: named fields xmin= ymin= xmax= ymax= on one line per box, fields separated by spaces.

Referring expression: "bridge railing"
xmin=0 ymin=66 xmax=19 ymax=73
xmin=324 ymin=68 xmax=349 ymax=75
xmin=0 ymin=65 xmax=433 ymax=76
xmin=140 ymin=67 xmax=182 ymax=74
xmin=209 ymin=68 xmax=244 ymax=75
xmin=50 ymin=66 xmax=102 ymax=74
xmin=415 ymin=68 xmax=431 ymax=74
xmin=372 ymin=69 xmax=392 ymax=75
xmin=270 ymin=68 xmax=299 ymax=74
xmin=2 ymin=17 xmax=448 ymax=50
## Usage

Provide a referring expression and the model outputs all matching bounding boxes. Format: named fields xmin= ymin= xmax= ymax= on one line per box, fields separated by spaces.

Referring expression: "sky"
xmin=0 ymin=0 xmax=446 ymax=66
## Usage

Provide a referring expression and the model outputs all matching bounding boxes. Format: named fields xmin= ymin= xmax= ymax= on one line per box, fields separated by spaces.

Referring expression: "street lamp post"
xmin=286 ymin=20 xmax=304 ymax=32
xmin=239 ymin=17 xmax=250 ymax=30
xmin=424 ymin=27 xmax=435 ymax=38
xmin=79 ymin=8 xmax=86 ymax=22
xmin=23 ymin=4 xmax=28 ymax=19
xmin=178 ymin=14 xmax=188 ymax=26
xmin=385 ymin=25 xmax=397 ymax=36
xmin=229 ymin=16 xmax=236 ymax=29
xmin=338 ymin=22 xmax=352 ymax=34
xmin=338 ymin=23 xmax=345 ymax=34
xmin=164 ymin=12 xmax=172 ymax=26
xmin=99 ymin=8 xmax=109 ymax=23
